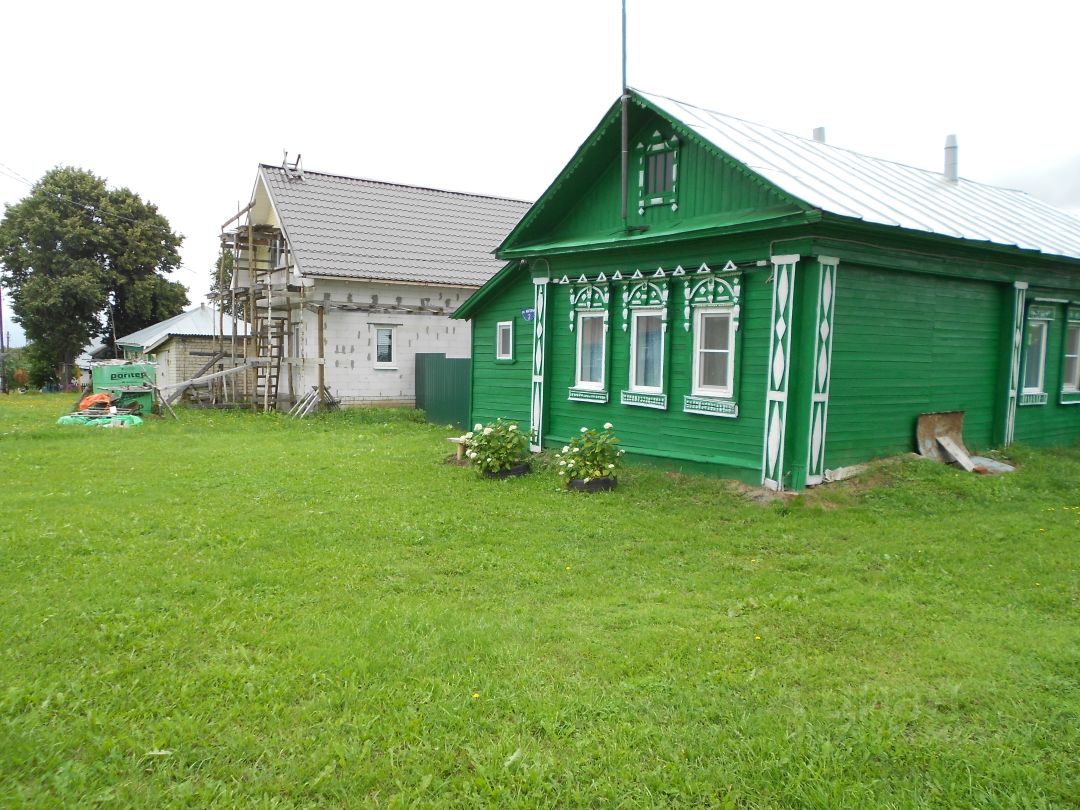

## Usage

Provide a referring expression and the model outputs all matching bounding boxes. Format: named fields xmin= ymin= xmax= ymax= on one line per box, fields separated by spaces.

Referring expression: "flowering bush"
xmin=462 ymin=419 xmax=529 ymax=475
xmin=554 ymin=422 xmax=623 ymax=483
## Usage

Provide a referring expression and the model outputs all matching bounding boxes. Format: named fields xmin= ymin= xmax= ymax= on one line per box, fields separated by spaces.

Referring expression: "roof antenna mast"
xmin=620 ymin=0 xmax=629 ymax=226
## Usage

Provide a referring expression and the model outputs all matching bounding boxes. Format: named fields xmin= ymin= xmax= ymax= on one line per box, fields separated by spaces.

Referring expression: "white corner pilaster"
xmin=805 ymin=257 xmax=839 ymax=486
xmin=762 ymin=255 xmax=800 ymax=490
xmin=1004 ymin=281 xmax=1028 ymax=445
xmin=529 ymin=275 xmax=549 ymax=452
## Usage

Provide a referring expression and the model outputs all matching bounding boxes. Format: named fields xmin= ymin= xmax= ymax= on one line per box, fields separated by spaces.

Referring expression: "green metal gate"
xmin=415 ymin=353 xmax=471 ymax=429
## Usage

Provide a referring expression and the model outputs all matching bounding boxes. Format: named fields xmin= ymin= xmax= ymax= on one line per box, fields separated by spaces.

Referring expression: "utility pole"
xmin=0 ymin=286 xmax=7 ymax=394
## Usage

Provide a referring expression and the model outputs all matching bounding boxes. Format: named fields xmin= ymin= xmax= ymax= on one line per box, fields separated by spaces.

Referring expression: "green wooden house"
xmin=454 ymin=90 xmax=1080 ymax=490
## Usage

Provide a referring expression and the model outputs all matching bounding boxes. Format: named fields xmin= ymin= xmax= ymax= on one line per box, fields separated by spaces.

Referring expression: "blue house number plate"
xmin=521 ymin=308 xmax=536 ymax=321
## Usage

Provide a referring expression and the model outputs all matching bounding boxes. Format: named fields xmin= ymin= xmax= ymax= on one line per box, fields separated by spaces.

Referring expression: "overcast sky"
xmin=3 ymin=0 xmax=1079 ymax=347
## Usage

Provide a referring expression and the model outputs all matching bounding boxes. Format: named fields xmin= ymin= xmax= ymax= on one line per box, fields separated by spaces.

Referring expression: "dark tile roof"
xmin=260 ymin=166 xmax=530 ymax=286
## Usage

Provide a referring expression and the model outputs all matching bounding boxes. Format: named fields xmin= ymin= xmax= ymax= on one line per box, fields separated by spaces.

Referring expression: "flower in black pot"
xmin=555 ymin=422 xmax=623 ymax=492
xmin=463 ymin=419 xmax=531 ymax=478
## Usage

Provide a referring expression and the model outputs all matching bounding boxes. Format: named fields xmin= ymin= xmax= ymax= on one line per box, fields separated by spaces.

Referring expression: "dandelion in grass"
xmin=472 ymin=693 xmax=480 ymax=700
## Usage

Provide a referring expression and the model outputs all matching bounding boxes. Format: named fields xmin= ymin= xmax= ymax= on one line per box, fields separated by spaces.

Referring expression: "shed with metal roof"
xmin=113 ymin=304 xmax=252 ymax=400
xmin=456 ymin=89 xmax=1080 ymax=490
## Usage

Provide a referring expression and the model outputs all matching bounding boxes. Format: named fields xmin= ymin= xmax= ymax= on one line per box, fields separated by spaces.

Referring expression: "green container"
xmin=91 ymin=362 xmax=157 ymax=415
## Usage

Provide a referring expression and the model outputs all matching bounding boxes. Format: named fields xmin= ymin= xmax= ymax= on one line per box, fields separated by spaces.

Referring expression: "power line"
xmin=0 ymin=161 xmax=32 ymax=185
xmin=0 ymin=158 xmax=171 ymax=228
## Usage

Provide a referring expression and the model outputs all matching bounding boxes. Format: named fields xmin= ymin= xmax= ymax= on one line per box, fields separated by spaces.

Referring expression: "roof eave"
xmin=453 ymin=261 xmax=519 ymax=320
xmin=817 ymin=211 xmax=1080 ymax=268
xmin=498 ymin=210 xmax=821 ymax=260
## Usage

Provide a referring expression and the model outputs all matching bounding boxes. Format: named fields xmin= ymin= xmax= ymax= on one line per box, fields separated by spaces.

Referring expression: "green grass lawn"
xmin=1 ymin=394 xmax=1078 ymax=808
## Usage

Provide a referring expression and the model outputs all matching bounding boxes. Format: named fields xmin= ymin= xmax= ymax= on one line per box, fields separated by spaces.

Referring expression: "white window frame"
xmin=629 ymin=308 xmax=665 ymax=394
xmin=574 ymin=311 xmax=606 ymax=390
xmin=374 ymin=325 xmax=396 ymax=369
xmin=1064 ymin=323 xmax=1080 ymax=391
xmin=1022 ymin=319 xmax=1047 ymax=393
xmin=495 ymin=320 xmax=513 ymax=361
xmin=692 ymin=307 xmax=735 ymax=398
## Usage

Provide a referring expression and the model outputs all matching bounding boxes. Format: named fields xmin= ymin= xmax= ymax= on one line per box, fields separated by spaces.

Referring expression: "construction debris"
xmin=915 ymin=411 xmax=1014 ymax=474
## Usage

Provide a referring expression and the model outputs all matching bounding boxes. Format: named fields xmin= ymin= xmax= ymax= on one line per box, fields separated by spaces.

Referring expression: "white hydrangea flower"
xmin=608 ymin=464 xmax=615 ymax=469
xmin=483 ymin=427 xmax=493 ymax=435
xmin=573 ymin=447 xmax=580 ymax=453
xmin=603 ymin=422 xmax=613 ymax=430
xmin=568 ymin=460 xmax=575 ymax=467
xmin=580 ymin=427 xmax=588 ymax=433
xmin=475 ymin=423 xmax=483 ymax=431
xmin=559 ymin=460 xmax=566 ymax=466
xmin=464 ymin=431 xmax=474 ymax=439
xmin=562 ymin=446 xmax=569 ymax=453
xmin=508 ymin=424 xmax=518 ymax=431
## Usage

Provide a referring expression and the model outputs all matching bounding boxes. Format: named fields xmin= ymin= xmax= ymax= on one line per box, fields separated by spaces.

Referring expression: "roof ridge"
xmin=631 ymin=87 xmax=1032 ymax=193
xmin=258 ymin=164 xmax=532 ymax=206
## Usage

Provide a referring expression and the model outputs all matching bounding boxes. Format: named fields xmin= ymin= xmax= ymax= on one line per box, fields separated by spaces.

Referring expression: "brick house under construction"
xmin=217 ymin=159 xmax=529 ymax=410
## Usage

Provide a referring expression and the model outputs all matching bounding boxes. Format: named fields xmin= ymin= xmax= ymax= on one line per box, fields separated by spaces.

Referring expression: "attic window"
xmin=637 ymin=131 xmax=679 ymax=214
xmin=646 ymin=150 xmax=674 ymax=195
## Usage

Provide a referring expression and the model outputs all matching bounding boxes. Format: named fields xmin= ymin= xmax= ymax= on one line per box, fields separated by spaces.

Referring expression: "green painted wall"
xmin=542 ymin=264 xmax=769 ymax=476
xmin=471 ymin=231 xmax=778 ymax=479
xmin=509 ymin=107 xmax=800 ymax=253
xmin=468 ymin=270 xmax=533 ymax=427
xmin=1014 ymin=300 xmax=1080 ymax=446
xmin=825 ymin=264 xmax=1005 ymax=467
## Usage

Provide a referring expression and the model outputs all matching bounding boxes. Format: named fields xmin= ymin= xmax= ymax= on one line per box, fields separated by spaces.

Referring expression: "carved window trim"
xmin=636 ymin=131 xmax=679 ymax=214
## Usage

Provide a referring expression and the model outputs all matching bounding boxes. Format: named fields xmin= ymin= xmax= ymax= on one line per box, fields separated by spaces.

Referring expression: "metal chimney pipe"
xmin=812 ymin=127 xmax=826 ymax=143
xmin=945 ymin=134 xmax=958 ymax=182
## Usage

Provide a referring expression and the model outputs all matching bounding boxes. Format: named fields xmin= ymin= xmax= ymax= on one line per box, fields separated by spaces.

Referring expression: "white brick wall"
xmin=288 ymin=279 xmax=472 ymax=406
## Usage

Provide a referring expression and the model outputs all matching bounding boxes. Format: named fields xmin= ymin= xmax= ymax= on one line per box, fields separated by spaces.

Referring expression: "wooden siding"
xmin=544 ymin=266 xmax=770 ymax=473
xmin=1014 ymin=300 xmax=1080 ymax=446
xmin=825 ymin=264 xmax=1005 ymax=467
xmin=469 ymin=271 xmax=534 ymax=426
xmin=530 ymin=113 xmax=796 ymax=248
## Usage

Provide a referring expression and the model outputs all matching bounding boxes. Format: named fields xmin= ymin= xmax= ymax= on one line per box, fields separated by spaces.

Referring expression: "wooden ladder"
xmin=253 ymin=315 xmax=285 ymax=410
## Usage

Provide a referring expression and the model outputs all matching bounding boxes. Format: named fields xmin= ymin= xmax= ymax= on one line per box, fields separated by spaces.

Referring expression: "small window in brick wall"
xmin=375 ymin=326 xmax=395 ymax=368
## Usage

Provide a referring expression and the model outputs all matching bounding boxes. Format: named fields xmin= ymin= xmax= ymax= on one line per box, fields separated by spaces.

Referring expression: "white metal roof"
xmin=259 ymin=166 xmax=531 ymax=286
xmin=115 ymin=304 xmax=249 ymax=352
xmin=638 ymin=90 xmax=1080 ymax=261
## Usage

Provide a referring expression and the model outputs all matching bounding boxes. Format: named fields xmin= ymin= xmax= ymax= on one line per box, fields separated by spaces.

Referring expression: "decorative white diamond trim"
xmin=805 ymin=258 xmax=839 ymax=485
xmin=529 ymin=279 xmax=548 ymax=451
xmin=762 ymin=256 xmax=800 ymax=489
xmin=1004 ymin=283 xmax=1027 ymax=445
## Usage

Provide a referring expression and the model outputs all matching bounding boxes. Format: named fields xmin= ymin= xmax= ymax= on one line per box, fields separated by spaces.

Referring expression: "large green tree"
xmin=0 ymin=167 xmax=188 ymax=382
